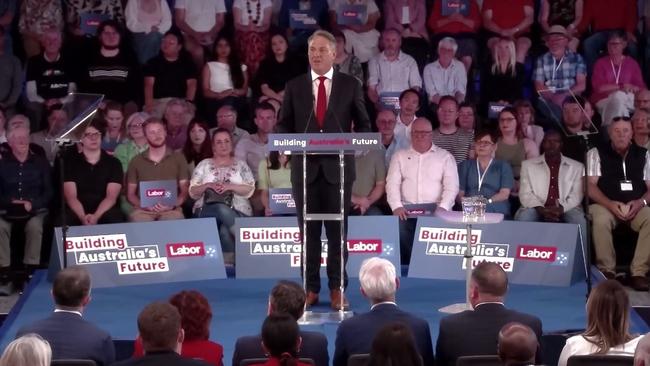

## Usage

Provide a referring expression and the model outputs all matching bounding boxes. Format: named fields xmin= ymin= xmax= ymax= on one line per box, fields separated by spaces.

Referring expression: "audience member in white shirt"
xmin=423 ymin=37 xmax=467 ymax=112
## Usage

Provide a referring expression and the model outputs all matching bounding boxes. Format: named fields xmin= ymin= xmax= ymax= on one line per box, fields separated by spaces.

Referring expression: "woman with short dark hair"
xmin=251 ymin=313 xmax=312 ymax=366
xmin=368 ymin=322 xmax=422 ymax=366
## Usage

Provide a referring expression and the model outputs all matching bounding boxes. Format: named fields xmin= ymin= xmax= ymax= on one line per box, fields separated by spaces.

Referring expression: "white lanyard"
xmin=610 ymin=58 xmax=622 ymax=85
xmin=551 ymin=55 xmax=565 ymax=83
xmin=477 ymin=158 xmax=493 ymax=192
xmin=623 ymin=160 xmax=628 ymax=180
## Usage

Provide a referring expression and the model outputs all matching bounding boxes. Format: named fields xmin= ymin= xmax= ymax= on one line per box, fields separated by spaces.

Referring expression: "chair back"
xmin=240 ymin=358 xmax=315 ymax=366
xmin=456 ymin=355 xmax=503 ymax=366
xmin=51 ymin=360 xmax=97 ymax=366
xmin=567 ymin=355 xmax=634 ymax=366
xmin=348 ymin=353 xmax=370 ymax=366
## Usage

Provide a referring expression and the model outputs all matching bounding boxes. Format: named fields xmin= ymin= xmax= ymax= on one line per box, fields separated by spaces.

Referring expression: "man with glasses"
xmin=386 ymin=117 xmax=459 ymax=264
xmin=587 ymin=116 xmax=650 ymax=291
xmin=211 ymin=105 xmax=249 ymax=147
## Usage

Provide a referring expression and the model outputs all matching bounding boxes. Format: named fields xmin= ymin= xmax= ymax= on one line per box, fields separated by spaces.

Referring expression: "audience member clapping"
xmin=189 ymin=128 xmax=255 ymax=265
xmin=183 ymin=120 xmax=213 ymax=173
xmin=497 ymin=322 xmax=539 ymax=366
xmin=558 ymin=280 xmax=641 ymax=366
xmin=125 ymin=0 xmax=172 ymax=65
xmin=258 ymin=151 xmax=292 ymax=217
xmin=367 ymin=322 xmax=423 ymax=366
xmin=101 ymin=101 xmax=127 ymax=153
xmin=251 ymin=313 xmax=313 ymax=366
xmin=133 ymin=290 xmax=223 ymax=366
xmin=0 ymin=334 xmax=51 ymax=366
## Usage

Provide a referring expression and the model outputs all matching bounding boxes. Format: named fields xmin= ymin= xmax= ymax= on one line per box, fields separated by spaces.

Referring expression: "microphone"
xmin=303 ymin=95 xmax=315 ymax=133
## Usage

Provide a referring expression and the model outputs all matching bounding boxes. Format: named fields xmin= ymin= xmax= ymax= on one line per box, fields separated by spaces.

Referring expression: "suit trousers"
xmin=590 ymin=204 xmax=650 ymax=276
xmin=293 ymin=165 xmax=351 ymax=293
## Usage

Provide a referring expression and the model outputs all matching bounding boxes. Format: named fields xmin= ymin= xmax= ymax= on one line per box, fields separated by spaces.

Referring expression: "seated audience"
xmin=533 ymin=25 xmax=586 ymax=124
xmin=393 ymin=88 xmax=420 ymax=150
xmin=633 ymin=109 xmax=650 ymax=150
xmin=126 ymin=117 xmax=189 ymax=222
xmin=458 ymin=130 xmax=514 ymax=217
xmin=101 ymin=101 xmax=126 ymax=153
xmin=278 ymin=0 xmax=329 ymax=52
xmin=458 ymin=102 xmax=479 ymax=133
xmin=383 ymin=0 xmax=429 ymax=72
xmin=481 ymin=38 xmax=525 ymax=115
xmin=125 ymin=0 xmax=172 ymax=64
xmin=635 ymin=89 xmax=650 ymax=112
xmin=0 ymin=333 xmax=51 ymax=366
xmin=495 ymin=107 xmax=539 ymax=184
xmin=367 ymin=29 xmax=422 ymax=107
xmin=498 ymin=322 xmax=539 ymax=366
xmin=189 ymin=128 xmax=255 ymax=265
xmin=558 ymin=280 xmax=641 ymax=365
xmin=423 ymin=37 xmax=467 ymax=111
xmin=16 ymin=266 xmax=115 ymax=365
xmin=328 ymin=0 xmax=380 ymax=64
xmin=367 ymin=322 xmax=423 ymax=366
xmin=173 ymin=0 xmax=225 ymax=69
xmin=64 ymin=121 xmax=124 ymax=226
xmin=83 ymin=20 xmax=142 ymax=106
xmin=427 ymin=0 xmax=481 ymax=73
xmin=24 ymin=29 xmax=76 ymax=131
xmin=133 ymin=290 xmax=223 ymax=366
xmin=63 ymin=0 xmax=125 ymax=38
xmin=560 ymin=96 xmax=603 ymax=164
xmin=202 ymin=35 xmax=249 ymax=127
xmin=351 ymin=145 xmax=386 ymax=216
xmin=334 ymin=257 xmax=434 ymax=366
xmin=0 ymin=115 xmax=46 ymax=159
xmin=516 ymin=130 xmax=587 ymax=241
xmin=211 ymin=105 xmax=250 ymax=147
xmin=182 ymin=120 xmax=212 ymax=173
xmin=114 ymin=112 xmax=150 ymax=172
xmin=0 ymin=25 xmax=22 ymax=114
xmin=113 ymin=301 xmax=210 ymax=366
xmin=0 ymin=126 xmax=51 ymax=279
xmin=233 ymin=280 xmax=329 ymax=366
xmin=538 ymin=0 xmax=582 ymax=52
xmin=31 ymin=104 xmax=67 ymax=165
xmin=252 ymin=313 xmax=313 ymax=366
xmin=17 ymin=0 xmax=63 ymax=58
xmin=255 ymin=33 xmax=306 ymax=108
xmin=587 ymin=116 xmax=650 ymax=291
xmin=233 ymin=0 xmax=273 ymax=76
xmin=376 ymin=109 xmax=402 ymax=167
xmin=386 ymin=117 xmax=459 ymax=264
xmin=332 ymin=31 xmax=363 ymax=83
xmin=432 ymin=96 xmax=473 ymax=163
xmin=258 ymin=152 xmax=292 ymax=217
xmin=235 ymin=103 xmax=276 ymax=182
xmin=482 ymin=0 xmax=533 ymax=64
xmin=143 ymin=30 xmax=197 ymax=118
xmin=164 ymin=98 xmax=193 ymax=151
xmin=591 ymin=31 xmax=645 ymax=127
xmin=514 ymin=100 xmax=544 ymax=149
xmin=436 ymin=262 xmax=543 ymax=366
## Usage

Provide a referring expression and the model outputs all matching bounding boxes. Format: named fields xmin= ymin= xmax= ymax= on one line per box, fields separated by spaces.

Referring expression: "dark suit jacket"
xmin=232 ymin=330 xmax=328 ymax=366
xmin=333 ymin=303 xmax=435 ymax=366
xmin=16 ymin=311 xmax=115 ymax=366
xmin=435 ymin=303 xmax=543 ymax=366
xmin=112 ymin=350 xmax=211 ymax=366
xmin=278 ymin=71 xmax=371 ymax=185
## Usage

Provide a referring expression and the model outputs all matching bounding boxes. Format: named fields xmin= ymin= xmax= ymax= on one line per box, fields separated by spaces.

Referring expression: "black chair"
xmin=51 ymin=360 xmax=97 ymax=366
xmin=240 ymin=358 xmax=315 ymax=366
xmin=348 ymin=353 xmax=370 ymax=366
xmin=567 ymin=355 xmax=634 ymax=366
xmin=456 ymin=355 xmax=503 ymax=366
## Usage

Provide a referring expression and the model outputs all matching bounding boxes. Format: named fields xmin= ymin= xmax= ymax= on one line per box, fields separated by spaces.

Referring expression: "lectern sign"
xmin=268 ymin=133 xmax=383 ymax=152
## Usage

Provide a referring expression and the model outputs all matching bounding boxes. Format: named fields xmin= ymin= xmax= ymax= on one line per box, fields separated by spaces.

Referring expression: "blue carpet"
xmin=0 ymin=270 xmax=647 ymax=365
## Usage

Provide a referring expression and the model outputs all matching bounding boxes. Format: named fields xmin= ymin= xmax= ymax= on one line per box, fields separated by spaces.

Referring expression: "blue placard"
xmin=441 ymin=0 xmax=469 ymax=16
xmin=408 ymin=217 xmax=585 ymax=286
xmin=235 ymin=216 xmax=400 ymax=278
xmin=49 ymin=218 xmax=227 ymax=288
xmin=488 ymin=102 xmax=509 ymax=119
xmin=289 ymin=9 xmax=319 ymax=30
xmin=139 ymin=180 xmax=177 ymax=208
xmin=404 ymin=203 xmax=437 ymax=217
xmin=80 ymin=13 xmax=110 ymax=36
xmin=379 ymin=92 xmax=401 ymax=111
xmin=337 ymin=4 xmax=367 ymax=25
xmin=268 ymin=188 xmax=296 ymax=215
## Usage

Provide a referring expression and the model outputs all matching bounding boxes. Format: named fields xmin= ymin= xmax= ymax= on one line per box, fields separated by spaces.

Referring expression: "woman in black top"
xmin=480 ymin=37 xmax=526 ymax=116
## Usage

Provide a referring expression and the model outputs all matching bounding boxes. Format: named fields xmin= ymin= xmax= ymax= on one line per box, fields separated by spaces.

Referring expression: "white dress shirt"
xmin=557 ymin=335 xmax=641 ymax=366
xmin=386 ymin=144 xmax=460 ymax=211
xmin=368 ymin=51 xmax=422 ymax=94
xmin=311 ymin=67 xmax=334 ymax=109
xmin=423 ymin=58 xmax=467 ymax=101
xmin=393 ymin=113 xmax=415 ymax=149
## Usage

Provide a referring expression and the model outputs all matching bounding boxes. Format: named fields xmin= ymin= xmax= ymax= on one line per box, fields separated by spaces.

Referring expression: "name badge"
xmin=620 ymin=180 xmax=633 ymax=191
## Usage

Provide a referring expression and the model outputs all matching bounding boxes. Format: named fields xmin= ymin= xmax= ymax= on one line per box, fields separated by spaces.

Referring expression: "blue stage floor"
xmin=0 ymin=270 xmax=647 ymax=365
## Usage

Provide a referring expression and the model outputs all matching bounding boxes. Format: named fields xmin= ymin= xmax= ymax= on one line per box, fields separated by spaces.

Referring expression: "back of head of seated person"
xmin=138 ymin=301 xmax=184 ymax=354
xmin=359 ymin=257 xmax=398 ymax=306
xmin=469 ymin=261 xmax=508 ymax=308
xmin=53 ymin=265 xmax=92 ymax=311
xmin=583 ymin=280 xmax=636 ymax=353
xmin=269 ymin=280 xmax=306 ymax=320
xmin=169 ymin=290 xmax=212 ymax=342
xmin=498 ymin=322 xmax=538 ymax=366
xmin=260 ymin=313 xmax=304 ymax=366
xmin=367 ymin=322 xmax=423 ymax=366
xmin=0 ymin=333 xmax=51 ymax=366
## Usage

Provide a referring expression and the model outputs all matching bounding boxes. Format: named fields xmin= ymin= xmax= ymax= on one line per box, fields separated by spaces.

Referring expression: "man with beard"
xmin=126 ymin=117 xmax=189 ymax=221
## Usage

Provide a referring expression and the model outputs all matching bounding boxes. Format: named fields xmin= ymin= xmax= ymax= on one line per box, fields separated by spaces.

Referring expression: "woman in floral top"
xmin=189 ymin=127 xmax=255 ymax=264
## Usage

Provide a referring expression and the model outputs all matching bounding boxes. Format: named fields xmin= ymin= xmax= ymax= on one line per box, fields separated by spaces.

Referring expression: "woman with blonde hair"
xmin=0 ymin=333 xmax=51 ymax=366
xmin=481 ymin=38 xmax=525 ymax=116
xmin=557 ymin=280 xmax=641 ymax=366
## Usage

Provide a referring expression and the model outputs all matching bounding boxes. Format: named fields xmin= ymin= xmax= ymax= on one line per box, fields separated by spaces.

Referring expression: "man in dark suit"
xmin=279 ymin=29 xmax=371 ymax=310
xmin=232 ymin=280 xmax=329 ymax=366
xmin=16 ymin=266 xmax=115 ymax=365
xmin=113 ymin=302 xmax=209 ymax=366
xmin=333 ymin=257 xmax=435 ymax=366
xmin=436 ymin=262 xmax=544 ymax=366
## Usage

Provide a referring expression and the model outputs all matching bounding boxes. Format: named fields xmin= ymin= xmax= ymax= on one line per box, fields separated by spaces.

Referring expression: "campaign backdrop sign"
xmin=49 ymin=218 xmax=226 ymax=288
xmin=408 ymin=217 xmax=585 ymax=286
xmin=235 ymin=216 xmax=400 ymax=278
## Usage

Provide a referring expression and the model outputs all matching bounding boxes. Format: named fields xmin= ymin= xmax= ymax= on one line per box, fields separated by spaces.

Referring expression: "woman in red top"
xmin=133 ymin=290 xmax=223 ymax=366
xmin=251 ymin=314 xmax=312 ymax=366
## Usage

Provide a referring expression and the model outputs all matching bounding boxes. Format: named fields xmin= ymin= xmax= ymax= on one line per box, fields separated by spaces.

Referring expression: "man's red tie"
xmin=316 ymin=76 xmax=327 ymax=128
